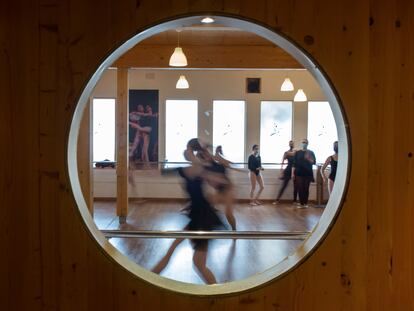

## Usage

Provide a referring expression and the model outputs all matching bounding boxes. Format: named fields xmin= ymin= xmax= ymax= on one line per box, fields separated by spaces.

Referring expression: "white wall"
xmin=90 ymin=68 xmax=328 ymax=200
xmin=94 ymin=168 xmax=328 ymax=202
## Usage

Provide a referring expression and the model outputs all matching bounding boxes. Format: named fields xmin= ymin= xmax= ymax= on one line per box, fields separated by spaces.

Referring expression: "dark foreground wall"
xmin=1 ymin=0 xmax=413 ymax=310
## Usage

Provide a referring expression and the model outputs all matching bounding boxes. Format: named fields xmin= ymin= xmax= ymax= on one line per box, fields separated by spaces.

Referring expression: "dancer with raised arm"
xmin=152 ymin=139 xmax=227 ymax=284
xmin=201 ymin=145 xmax=237 ymax=230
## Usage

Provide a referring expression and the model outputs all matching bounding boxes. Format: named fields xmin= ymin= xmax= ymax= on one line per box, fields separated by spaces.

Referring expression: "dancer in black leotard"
xmin=248 ymin=144 xmax=264 ymax=206
xmin=152 ymin=139 xmax=226 ymax=284
xmin=273 ymin=140 xmax=298 ymax=204
xmin=200 ymin=145 xmax=237 ymax=230
xmin=321 ymin=141 xmax=338 ymax=195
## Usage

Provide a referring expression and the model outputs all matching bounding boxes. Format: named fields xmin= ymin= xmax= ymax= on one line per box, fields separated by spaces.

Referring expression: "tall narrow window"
xmin=93 ymin=98 xmax=116 ymax=162
xmin=213 ymin=100 xmax=245 ymax=163
xmin=165 ymin=100 xmax=198 ymax=163
xmin=260 ymin=101 xmax=292 ymax=167
xmin=307 ymin=101 xmax=338 ymax=163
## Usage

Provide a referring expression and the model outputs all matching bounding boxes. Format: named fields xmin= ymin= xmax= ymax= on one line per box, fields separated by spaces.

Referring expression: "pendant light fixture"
xmin=176 ymin=75 xmax=189 ymax=89
xmin=169 ymin=29 xmax=188 ymax=67
xmin=280 ymin=78 xmax=294 ymax=91
xmin=293 ymin=89 xmax=307 ymax=102
xmin=201 ymin=17 xmax=215 ymax=24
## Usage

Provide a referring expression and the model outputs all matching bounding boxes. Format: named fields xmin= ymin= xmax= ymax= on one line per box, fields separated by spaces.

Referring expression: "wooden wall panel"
xmin=0 ymin=1 xmax=12 ymax=309
xmin=368 ymin=1 xmax=414 ymax=310
xmin=77 ymin=100 xmax=93 ymax=214
xmin=112 ymin=45 xmax=302 ymax=68
xmin=116 ymin=68 xmax=128 ymax=220
xmin=1 ymin=0 xmax=414 ymax=310
xmin=2 ymin=1 xmax=42 ymax=310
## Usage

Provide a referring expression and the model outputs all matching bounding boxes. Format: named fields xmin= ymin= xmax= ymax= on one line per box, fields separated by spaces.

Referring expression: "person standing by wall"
xmin=273 ymin=140 xmax=298 ymax=205
xmin=292 ymin=139 xmax=316 ymax=208
xmin=321 ymin=141 xmax=338 ymax=195
xmin=248 ymin=144 xmax=264 ymax=206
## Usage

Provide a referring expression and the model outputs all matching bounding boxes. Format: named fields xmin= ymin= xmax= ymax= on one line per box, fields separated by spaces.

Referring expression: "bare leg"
xmin=151 ymin=238 xmax=184 ymax=274
xmin=129 ymin=130 xmax=141 ymax=157
xmin=249 ymin=172 xmax=257 ymax=205
xmin=209 ymin=188 xmax=236 ymax=230
xmin=224 ymin=186 xmax=236 ymax=230
xmin=141 ymin=133 xmax=150 ymax=166
xmin=328 ymin=179 xmax=334 ymax=195
xmin=255 ymin=174 xmax=265 ymax=203
xmin=192 ymin=243 xmax=217 ymax=284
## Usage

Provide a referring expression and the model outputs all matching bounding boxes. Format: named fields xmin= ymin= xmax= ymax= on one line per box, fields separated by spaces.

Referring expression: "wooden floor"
xmin=94 ymin=200 xmax=323 ymax=284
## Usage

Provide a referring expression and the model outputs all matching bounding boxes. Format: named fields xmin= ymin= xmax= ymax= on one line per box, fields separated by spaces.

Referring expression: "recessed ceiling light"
xmin=201 ymin=17 xmax=215 ymax=24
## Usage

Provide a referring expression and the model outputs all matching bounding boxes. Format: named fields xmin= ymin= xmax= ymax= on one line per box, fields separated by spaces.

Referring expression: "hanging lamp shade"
xmin=176 ymin=75 xmax=189 ymax=89
xmin=280 ymin=78 xmax=294 ymax=91
xmin=294 ymin=89 xmax=307 ymax=102
xmin=169 ymin=47 xmax=188 ymax=67
xmin=201 ymin=17 xmax=215 ymax=23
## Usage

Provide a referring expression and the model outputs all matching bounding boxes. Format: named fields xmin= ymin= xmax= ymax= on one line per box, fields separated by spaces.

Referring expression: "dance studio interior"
xmin=85 ymin=24 xmax=340 ymax=285
xmin=3 ymin=1 xmax=414 ymax=310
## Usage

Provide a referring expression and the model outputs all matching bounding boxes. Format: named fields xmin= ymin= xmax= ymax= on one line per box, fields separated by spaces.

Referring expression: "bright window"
xmin=165 ymin=100 xmax=198 ymax=163
xmin=213 ymin=100 xmax=245 ymax=163
xmin=260 ymin=101 xmax=292 ymax=167
xmin=92 ymin=98 xmax=116 ymax=162
xmin=307 ymin=101 xmax=338 ymax=163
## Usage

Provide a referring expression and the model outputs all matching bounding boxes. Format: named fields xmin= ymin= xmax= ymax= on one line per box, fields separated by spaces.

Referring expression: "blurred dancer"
xmin=152 ymin=139 xmax=226 ymax=284
xmin=203 ymin=145 xmax=237 ymax=230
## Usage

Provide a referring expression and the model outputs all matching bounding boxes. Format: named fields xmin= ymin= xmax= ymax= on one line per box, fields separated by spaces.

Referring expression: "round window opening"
xmin=68 ymin=15 xmax=350 ymax=296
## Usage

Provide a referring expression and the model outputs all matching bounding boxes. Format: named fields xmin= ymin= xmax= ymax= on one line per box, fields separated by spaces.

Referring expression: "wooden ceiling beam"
xmin=112 ymin=45 xmax=302 ymax=69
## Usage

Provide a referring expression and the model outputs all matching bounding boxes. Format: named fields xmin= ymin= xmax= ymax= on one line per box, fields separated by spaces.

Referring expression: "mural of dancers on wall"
xmin=129 ymin=90 xmax=159 ymax=169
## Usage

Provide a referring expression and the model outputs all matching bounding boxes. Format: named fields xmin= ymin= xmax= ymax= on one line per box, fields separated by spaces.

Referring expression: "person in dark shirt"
xmin=273 ymin=140 xmax=298 ymax=204
xmin=292 ymin=139 xmax=316 ymax=208
xmin=248 ymin=144 xmax=264 ymax=206
xmin=321 ymin=141 xmax=338 ymax=195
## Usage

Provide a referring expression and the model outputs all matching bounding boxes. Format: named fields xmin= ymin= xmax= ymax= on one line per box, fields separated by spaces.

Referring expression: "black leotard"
xmin=248 ymin=154 xmax=261 ymax=176
xmin=205 ymin=160 xmax=229 ymax=193
xmin=283 ymin=153 xmax=295 ymax=179
xmin=177 ymin=167 xmax=224 ymax=236
xmin=329 ymin=156 xmax=338 ymax=181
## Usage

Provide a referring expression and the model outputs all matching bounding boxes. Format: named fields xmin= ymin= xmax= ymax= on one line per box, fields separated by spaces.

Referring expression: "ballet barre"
xmin=101 ymin=230 xmax=310 ymax=240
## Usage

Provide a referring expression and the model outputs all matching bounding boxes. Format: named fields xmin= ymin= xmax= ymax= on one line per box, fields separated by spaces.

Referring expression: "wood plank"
xmin=138 ymin=28 xmax=275 ymax=46
xmin=113 ymin=45 xmax=302 ymax=69
xmin=368 ymin=1 xmax=414 ymax=310
xmin=116 ymin=68 xmax=129 ymax=221
xmin=0 ymin=1 xmax=12 ymax=308
xmin=2 ymin=0 xmax=42 ymax=310
xmin=77 ymin=99 xmax=94 ymax=214
xmin=94 ymin=199 xmax=322 ymax=284
xmin=3 ymin=0 xmax=414 ymax=310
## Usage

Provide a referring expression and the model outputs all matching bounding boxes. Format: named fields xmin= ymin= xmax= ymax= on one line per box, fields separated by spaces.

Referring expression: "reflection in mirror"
xmin=76 ymin=23 xmax=341 ymax=285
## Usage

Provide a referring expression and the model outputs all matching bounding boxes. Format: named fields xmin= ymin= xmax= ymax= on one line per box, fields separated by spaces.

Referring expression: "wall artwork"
xmin=129 ymin=89 xmax=159 ymax=169
xmin=246 ymin=77 xmax=261 ymax=93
